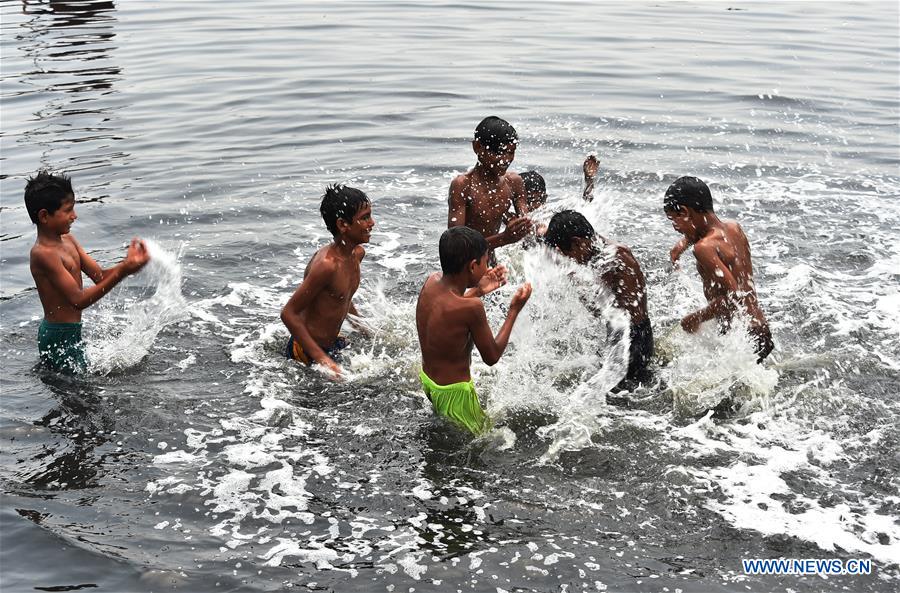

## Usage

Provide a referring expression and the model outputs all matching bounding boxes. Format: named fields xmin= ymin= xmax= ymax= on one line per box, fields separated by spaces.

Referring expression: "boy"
xmin=448 ymin=116 xmax=533 ymax=261
xmin=520 ymin=170 xmax=548 ymax=212
xmin=543 ymin=210 xmax=653 ymax=384
xmin=505 ymin=170 xmax=548 ymax=240
xmin=663 ymin=176 xmax=773 ymax=362
xmin=281 ymin=184 xmax=375 ymax=377
xmin=416 ymin=226 xmax=532 ymax=435
xmin=25 ymin=171 xmax=150 ymax=374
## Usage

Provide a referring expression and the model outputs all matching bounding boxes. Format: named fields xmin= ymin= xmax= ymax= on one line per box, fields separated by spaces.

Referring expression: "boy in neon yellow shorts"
xmin=415 ymin=226 xmax=532 ymax=435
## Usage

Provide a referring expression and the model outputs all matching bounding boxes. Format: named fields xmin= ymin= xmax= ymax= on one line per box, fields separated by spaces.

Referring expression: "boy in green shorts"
xmin=415 ymin=226 xmax=532 ymax=434
xmin=25 ymin=171 xmax=150 ymax=374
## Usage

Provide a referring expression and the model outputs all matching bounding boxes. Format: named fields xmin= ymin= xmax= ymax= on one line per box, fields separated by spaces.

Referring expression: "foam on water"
xmin=86 ymin=239 xmax=189 ymax=374
xmin=141 ymin=164 xmax=900 ymax=585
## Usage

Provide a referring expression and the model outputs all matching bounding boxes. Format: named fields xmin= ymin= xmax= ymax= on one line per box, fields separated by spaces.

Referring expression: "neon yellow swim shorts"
xmin=419 ymin=369 xmax=490 ymax=435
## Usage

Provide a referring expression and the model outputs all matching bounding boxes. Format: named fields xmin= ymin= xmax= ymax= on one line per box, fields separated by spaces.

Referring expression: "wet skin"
xmin=448 ymin=140 xmax=532 ymax=251
xmin=30 ymin=196 xmax=150 ymax=323
xmin=281 ymin=204 xmax=375 ymax=377
xmin=416 ymin=254 xmax=531 ymax=386
xmin=666 ymin=206 xmax=769 ymax=337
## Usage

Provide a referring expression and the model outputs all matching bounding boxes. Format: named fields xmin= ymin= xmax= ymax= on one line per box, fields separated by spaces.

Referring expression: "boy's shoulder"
xmin=450 ymin=171 xmax=474 ymax=192
xmin=30 ymin=234 xmax=78 ymax=266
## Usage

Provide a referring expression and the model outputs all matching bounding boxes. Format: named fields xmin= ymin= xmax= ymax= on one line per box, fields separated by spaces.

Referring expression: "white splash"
xmin=86 ymin=239 xmax=189 ymax=374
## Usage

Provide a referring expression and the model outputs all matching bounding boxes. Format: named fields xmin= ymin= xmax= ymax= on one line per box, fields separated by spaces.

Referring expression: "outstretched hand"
xmin=669 ymin=237 xmax=689 ymax=270
xmin=510 ymin=282 xmax=532 ymax=310
xmin=583 ymin=154 xmax=600 ymax=180
xmin=315 ymin=357 xmax=344 ymax=380
xmin=123 ymin=238 xmax=151 ymax=274
xmin=477 ymin=265 xmax=508 ymax=297
xmin=503 ymin=216 xmax=533 ymax=243
xmin=680 ymin=311 xmax=702 ymax=333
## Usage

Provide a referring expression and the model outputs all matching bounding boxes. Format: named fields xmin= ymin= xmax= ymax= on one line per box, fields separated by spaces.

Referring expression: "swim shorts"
xmin=626 ymin=317 xmax=654 ymax=382
xmin=419 ymin=369 xmax=491 ymax=435
xmin=38 ymin=320 xmax=87 ymax=374
xmin=285 ymin=335 xmax=348 ymax=365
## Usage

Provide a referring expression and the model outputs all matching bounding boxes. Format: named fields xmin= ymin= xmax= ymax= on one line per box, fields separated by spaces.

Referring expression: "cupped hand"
xmin=510 ymin=282 xmax=533 ymax=309
xmin=123 ymin=238 xmax=151 ymax=273
xmin=503 ymin=217 xmax=533 ymax=243
xmin=477 ymin=265 xmax=508 ymax=296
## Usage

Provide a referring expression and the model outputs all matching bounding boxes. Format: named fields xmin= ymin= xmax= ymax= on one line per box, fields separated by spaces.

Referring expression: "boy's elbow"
xmin=483 ymin=352 xmax=501 ymax=366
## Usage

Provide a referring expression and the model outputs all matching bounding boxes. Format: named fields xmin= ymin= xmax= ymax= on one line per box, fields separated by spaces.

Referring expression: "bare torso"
xmin=416 ymin=273 xmax=477 ymax=385
xmin=301 ymin=244 xmax=362 ymax=347
xmin=451 ymin=169 xmax=523 ymax=238
xmin=30 ymin=235 xmax=83 ymax=323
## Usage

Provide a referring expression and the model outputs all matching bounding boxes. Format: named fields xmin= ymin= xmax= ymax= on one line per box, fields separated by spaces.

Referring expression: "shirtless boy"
xmin=416 ymin=226 xmax=532 ymax=434
xmin=664 ymin=176 xmax=773 ymax=362
xmin=448 ymin=116 xmax=533 ymax=261
xmin=25 ymin=171 xmax=150 ymax=374
xmin=281 ymin=184 xmax=375 ymax=377
xmin=543 ymin=210 xmax=653 ymax=384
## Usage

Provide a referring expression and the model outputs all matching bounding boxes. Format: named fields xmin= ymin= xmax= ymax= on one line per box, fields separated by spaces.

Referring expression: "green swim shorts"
xmin=419 ymin=369 xmax=490 ymax=435
xmin=38 ymin=320 xmax=87 ymax=374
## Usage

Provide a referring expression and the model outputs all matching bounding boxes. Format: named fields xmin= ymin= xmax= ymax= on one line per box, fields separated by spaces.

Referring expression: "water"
xmin=1 ymin=1 xmax=898 ymax=591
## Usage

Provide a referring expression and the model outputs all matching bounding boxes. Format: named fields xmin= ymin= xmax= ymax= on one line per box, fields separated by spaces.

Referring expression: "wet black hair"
xmin=320 ymin=184 xmax=370 ymax=236
xmin=543 ymin=210 xmax=595 ymax=251
xmin=521 ymin=170 xmax=547 ymax=206
xmin=474 ymin=116 xmax=518 ymax=154
xmin=439 ymin=226 xmax=488 ymax=275
xmin=24 ymin=170 xmax=74 ymax=224
xmin=664 ymin=176 xmax=713 ymax=213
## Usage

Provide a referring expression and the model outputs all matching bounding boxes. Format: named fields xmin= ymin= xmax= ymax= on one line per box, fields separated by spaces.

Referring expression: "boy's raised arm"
xmin=681 ymin=243 xmax=739 ymax=332
xmin=468 ymin=283 xmax=532 ymax=366
xmin=280 ymin=261 xmax=339 ymax=372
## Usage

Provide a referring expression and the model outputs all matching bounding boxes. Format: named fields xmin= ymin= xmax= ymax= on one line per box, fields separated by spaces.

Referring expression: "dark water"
xmin=1 ymin=1 xmax=899 ymax=592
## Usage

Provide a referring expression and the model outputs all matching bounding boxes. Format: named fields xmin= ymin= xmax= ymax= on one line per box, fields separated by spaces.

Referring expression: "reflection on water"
xmin=6 ymin=0 xmax=123 ymax=178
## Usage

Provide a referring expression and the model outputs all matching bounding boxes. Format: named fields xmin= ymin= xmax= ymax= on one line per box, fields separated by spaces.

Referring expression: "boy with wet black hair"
xmin=281 ymin=184 xmax=375 ymax=377
xmin=663 ymin=176 xmax=773 ymax=362
xmin=416 ymin=226 xmax=532 ymax=434
xmin=25 ymin=170 xmax=150 ymax=374
xmin=544 ymin=210 xmax=653 ymax=384
xmin=448 ymin=116 xmax=533 ymax=261
xmin=520 ymin=170 xmax=547 ymax=212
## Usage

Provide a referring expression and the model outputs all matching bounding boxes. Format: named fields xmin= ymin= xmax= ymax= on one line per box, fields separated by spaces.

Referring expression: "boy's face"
xmin=339 ymin=203 xmax=375 ymax=244
xmin=526 ymin=190 xmax=547 ymax=212
xmin=666 ymin=206 xmax=696 ymax=239
xmin=39 ymin=196 xmax=77 ymax=235
xmin=560 ymin=236 xmax=593 ymax=265
xmin=473 ymin=141 xmax=516 ymax=175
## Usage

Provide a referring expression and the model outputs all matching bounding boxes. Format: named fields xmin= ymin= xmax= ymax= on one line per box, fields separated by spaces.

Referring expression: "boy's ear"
xmin=335 ymin=217 xmax=351 ymax=234
xmin=37 ymin=208 xmax=50 ymax=224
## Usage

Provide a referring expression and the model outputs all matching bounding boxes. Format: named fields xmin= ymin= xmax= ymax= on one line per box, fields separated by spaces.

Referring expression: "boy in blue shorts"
xmin=25 ymin=171 xmax=150 ymax=374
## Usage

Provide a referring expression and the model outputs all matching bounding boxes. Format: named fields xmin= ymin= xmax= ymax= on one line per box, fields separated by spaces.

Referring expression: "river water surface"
xmin=1 ymin=1 xmax=898 ymax=592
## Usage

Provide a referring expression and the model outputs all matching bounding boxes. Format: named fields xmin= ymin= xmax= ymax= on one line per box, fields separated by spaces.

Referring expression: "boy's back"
xmin=415 ymin=226 xmax=531 ymax=434
xmin=416 ymin=273 xmax=481 ymax=385
xmin=693 ymin=219 xmax=766 ymax=327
